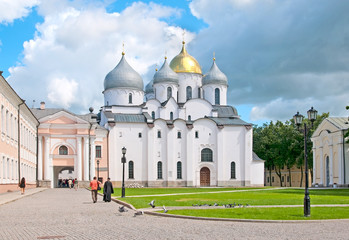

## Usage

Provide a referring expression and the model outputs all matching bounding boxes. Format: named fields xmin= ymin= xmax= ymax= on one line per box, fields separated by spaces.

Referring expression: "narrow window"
xmin=59 ymin=145 xmax=68 ymax=155
xmin=267 ymin=177 xmax=270 ymax=183
xmin=151 ymin=111 xmax=155 ymax=119
xmin=138 ymin=132 xmax=142 ymax=138
xmin=201 ymin=148 xmax=213 ymax=162
xmin=215 ymin=88 xmax=220 ymax=105
xmin=170 ymin=112 xmax=173 ymax=120
xmin=198 ymin=88 xmax=201 ymax=98
xmin=272 ymin=176 xmax=274 ymax=182
xmin=231 ymin=162 xmax=236 ymax=179
xmin=167 ymin=87 xmax=172 ymax=99
xmin=157 ymin=161 xmax=162 ymax=179
xmin=177 ymin=131 xmax=181 ymax=139
xmin=287 ymin=176 xmax=290 ymax=182
xmin=195 ymin=131 xmax=199 ymax=138
xmin=186 ymin=86 xmax=192 ymax=101
xmin=1 ymin=105 xmax=4 ymax=133
xmin=157 ymin=130 xmax=161 ymax=138
xmin=281 ymin=176 xmax=284 ymax=182
xmin=188 ymin=115 xmax=191 ymax=121
xmin=129 ymin=93 xmax=132 ymax=104
xmin=129 ymin=161 xmax=134 ymax=179
xmin=96 ymin=145 xmax=102 ymax=158
xmin=177 ymin=161 xmax=182 ymax=179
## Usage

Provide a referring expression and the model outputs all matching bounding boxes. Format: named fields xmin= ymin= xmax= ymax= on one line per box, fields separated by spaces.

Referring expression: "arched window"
xmin=188 ymin=115 xmax=191 ymax=121
xmin=215 ymin=88 xmax=220 ymax=105
xmin=170 ymin=112 xmax=173 ymax=120
xmin=152 ymin=111 xmax=155 ymax=119
xmin=157 ymin=161 xmax=162 ymax=179
xmin=201 ymin=148 xmax=213 ymax=162
xmin=231 ymin=161 xmax=236 ymax=179
xmin=177 ymin=161 xmax=182 ymax=179
xmin=59 ymin=146 xmax=68 ymax=155
xmin=157 ymin=130 xmax=161 ymax=138
xmin=167 ymin=87 xmax=172 ymax=99
xmin=129 ymin=161 xmax=134 ymax=179
xmin=186 ymin=86 xmax=192 ymax=101
xmin=177 ymin=131 xmax=181 ymax=139
xmin=129 ymin=93 xmax=132 ymax=104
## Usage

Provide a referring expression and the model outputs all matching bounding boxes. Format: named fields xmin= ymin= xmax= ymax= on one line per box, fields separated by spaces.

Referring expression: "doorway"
xmin=54 ymin=166 xmax=74 ymax=188
xmin=200 ymin=167 xmax=210 ymax=187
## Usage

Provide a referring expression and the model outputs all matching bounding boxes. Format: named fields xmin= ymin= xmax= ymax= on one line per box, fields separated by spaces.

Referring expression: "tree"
xmin=253 ymin=112 xmax=329 ymax=187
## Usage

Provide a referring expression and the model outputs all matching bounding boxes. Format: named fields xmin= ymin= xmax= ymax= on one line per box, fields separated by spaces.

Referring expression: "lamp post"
xmin=293 ymin=106 xmax=317 ymax=217
xmin=121 ymin=147 xmax=127 ymax=198
xmin=97 ymin=160 xmax=100 ymax=181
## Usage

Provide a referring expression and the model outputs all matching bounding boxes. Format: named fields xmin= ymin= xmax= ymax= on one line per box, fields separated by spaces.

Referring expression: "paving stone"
xmin=0 ymin=188 xmax=348 ymax=239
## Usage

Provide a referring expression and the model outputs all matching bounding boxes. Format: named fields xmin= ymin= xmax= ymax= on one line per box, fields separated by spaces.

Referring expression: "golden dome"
xmin=169 ymin=41 xmax=202 ymax=74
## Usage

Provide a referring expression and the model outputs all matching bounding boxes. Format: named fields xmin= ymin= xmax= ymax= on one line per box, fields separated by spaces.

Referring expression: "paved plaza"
xmin=0 ymin=188 xmax=348 ymax=240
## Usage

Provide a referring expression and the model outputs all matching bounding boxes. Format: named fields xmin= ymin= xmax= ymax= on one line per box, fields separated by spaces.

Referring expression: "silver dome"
xmin=104 ymin=54 xmax=144 ymax=91
xmin=153 ymin=58 xmax=179 ymax=85
xmin=145 ymin=79 xmax=154 ymax=94
xmin=202 ymin=60 xmax=228 ymax=86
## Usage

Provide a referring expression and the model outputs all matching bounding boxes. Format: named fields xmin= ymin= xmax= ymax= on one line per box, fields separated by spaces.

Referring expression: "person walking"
xmin=90 ymin=177 xmax=101 ymax=203
xmin=19 ymin=177 xmax=26 ymax=195
xmin=103 ymin=178 xmax=114 ymax=202
xmin=68 ymin=179 xmax=73 ymax=189
xmin=74 ymin=178 xmax=78 ymax=191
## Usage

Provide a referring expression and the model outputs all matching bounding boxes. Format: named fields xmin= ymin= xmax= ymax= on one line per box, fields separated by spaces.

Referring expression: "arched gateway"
xmin=200 ymin=167 xmax=210 ymax=186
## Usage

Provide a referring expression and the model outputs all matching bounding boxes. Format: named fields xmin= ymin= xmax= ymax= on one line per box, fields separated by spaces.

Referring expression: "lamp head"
xmin=293 ymin=111 xmax=303 ymax=126
xmin=122 ymin=147 xmax=127 ymax=155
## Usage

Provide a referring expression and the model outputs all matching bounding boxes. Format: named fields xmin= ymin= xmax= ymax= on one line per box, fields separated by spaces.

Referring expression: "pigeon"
xmin=162 ymin=205 xmax=168 ymax=213
xmin=118 ymin=206 xmax=127 ymax=212
xmin=134 ymin=211 xmax=144 ymax=217
xmin=149 ymin=200 xmax=155 ymax=208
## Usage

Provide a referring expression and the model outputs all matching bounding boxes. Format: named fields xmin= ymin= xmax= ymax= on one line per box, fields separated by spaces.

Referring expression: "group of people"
xmin=89 ymin=177 xmax=114 ymax=203
xmin=58 ymin=178 xmax=79 ymax=190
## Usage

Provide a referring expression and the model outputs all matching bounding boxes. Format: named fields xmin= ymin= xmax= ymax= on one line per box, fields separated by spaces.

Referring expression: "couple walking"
xmin=89 ymin=177 xmax=114 ymax=203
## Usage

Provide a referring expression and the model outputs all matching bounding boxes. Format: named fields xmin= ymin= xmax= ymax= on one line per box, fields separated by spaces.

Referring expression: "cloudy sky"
xmin=0 ymin=0 xmax=348 ymax=125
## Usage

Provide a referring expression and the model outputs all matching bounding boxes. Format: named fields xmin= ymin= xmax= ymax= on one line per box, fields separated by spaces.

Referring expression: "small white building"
xmin=311 ymin=117 xmax=349 ymax=187
xmin=100 ymin=42 xmax=264 ymax=187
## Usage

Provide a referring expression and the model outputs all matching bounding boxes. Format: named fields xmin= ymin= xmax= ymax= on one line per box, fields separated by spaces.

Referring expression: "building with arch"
xmin=311 ymin=117 xmax=349 ymax=187
xmin=100 ymin=42 xmax=265 ymax=187
xmin=32 ymin=103 xmax=108 ymax=188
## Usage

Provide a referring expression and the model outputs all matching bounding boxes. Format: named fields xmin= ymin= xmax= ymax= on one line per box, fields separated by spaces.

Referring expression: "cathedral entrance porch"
xmin=200 ymin=167 xmax=210 ymax=186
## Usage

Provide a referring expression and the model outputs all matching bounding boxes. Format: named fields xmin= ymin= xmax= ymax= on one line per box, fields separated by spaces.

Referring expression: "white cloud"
xmin=47 ymin=77 xmax=78 ymax=108
xmin=0 ymin=0 xmax=39 ymax=24
xmin=189 ymin=0 xmax=349 ymax=122
xmin=8 ymin=1 xmax=193 ymax=112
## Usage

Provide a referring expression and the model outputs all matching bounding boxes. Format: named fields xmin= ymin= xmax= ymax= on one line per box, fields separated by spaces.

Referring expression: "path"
xmin=0 ymin=188 xmax=348 ymax=240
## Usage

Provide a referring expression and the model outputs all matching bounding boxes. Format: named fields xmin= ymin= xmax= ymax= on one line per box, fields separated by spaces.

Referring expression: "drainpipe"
xmin=36 ymin=124 xmax=39 ymax=186
xmin=88 ymin=122 xmax=92 ymax=181
xmin=107 ymin=130 xmax=109 ymax=179
xmin=17 ymin=100 xmax=25 ymax=184
xmin=343 ymin=130 xmax=347 ymax=185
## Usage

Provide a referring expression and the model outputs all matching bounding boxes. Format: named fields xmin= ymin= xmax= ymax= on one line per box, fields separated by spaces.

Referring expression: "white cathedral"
xmin=100 ymin=41 xmax=264 ymax=187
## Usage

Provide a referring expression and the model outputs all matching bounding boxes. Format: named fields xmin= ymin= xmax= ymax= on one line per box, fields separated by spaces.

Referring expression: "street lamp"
xmin=97 ymin=160 xmax=100 ymax=181
xmin=293 ymin=106 xmax=318 ymax=217
xmin=121 ymin=147 xmax=127 ymax=198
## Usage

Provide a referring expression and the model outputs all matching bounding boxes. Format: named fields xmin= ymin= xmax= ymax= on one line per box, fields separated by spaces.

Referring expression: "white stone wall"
xmin=202 ymin=84 xmax=228 ymax=105
xmin=104 ymin=88 xmax=144 ymax=106
xmin=154 ymin=83 xmax=178 ymax=103
xmin=177 ymin=73 xmax=203 ymax=103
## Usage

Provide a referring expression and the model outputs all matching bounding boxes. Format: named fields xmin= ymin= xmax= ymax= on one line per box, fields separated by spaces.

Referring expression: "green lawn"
xmin=166 ymin=207 xmax=349 ymax=220
xmin=109 ymin=188 xmax=349 ymax=209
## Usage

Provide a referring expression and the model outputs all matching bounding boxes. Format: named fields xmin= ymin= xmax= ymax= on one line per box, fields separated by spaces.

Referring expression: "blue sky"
xmin=0 ymin=0 xmax=348 ymax=125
